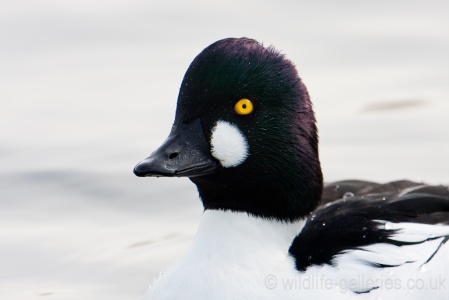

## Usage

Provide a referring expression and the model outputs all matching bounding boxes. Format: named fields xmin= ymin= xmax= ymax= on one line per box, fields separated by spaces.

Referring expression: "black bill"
xmin=133 ymin=118 xmax=220 ymax=177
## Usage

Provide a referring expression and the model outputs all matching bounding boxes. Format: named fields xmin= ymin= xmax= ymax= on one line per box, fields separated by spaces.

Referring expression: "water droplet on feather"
xmin=343 ymin=192 xmax=354 ymax=200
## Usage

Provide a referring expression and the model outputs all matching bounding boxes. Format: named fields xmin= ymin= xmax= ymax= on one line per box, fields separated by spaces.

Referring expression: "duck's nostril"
xmin=168 ymin=152 xmax=178 ymax=160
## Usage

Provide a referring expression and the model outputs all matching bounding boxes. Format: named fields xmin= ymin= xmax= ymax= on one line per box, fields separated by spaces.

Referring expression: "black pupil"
xmin=242 ymin=104 xmax=247 ymax=109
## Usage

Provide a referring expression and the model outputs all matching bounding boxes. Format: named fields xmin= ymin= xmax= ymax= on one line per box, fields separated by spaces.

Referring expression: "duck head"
xmin=134 ymin=38 xmax=323 ymax=222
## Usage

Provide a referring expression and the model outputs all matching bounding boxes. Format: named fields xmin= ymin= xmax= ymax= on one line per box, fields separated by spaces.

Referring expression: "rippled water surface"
xmin=1 ymin=1 xmax=448 ymax=299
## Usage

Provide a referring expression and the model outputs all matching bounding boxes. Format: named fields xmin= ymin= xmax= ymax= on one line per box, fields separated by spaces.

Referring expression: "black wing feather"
xmin=289 ymin=181 xmax=449 ymax=272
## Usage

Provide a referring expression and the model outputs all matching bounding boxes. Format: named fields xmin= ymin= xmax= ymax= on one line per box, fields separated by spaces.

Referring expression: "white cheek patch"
xmin=210 ymin=120 xmax=249 ymax=168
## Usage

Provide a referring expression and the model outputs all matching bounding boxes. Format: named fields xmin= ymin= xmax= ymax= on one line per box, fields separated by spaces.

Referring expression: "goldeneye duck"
xmin=134 ymin=38 xmax=449 ymax=300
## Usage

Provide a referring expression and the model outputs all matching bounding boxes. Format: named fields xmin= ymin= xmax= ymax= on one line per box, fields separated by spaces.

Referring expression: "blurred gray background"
xmin=1 ymin=1 xmax=448 ymax=299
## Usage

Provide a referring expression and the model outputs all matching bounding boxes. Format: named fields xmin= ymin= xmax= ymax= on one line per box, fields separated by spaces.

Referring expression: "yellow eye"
xmin=234 ymin=99 xmax=254 ymax=115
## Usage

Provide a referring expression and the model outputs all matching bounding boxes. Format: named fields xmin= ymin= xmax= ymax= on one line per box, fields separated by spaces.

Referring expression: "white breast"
xmin=143 ymin=210 xmax=306 ymax=300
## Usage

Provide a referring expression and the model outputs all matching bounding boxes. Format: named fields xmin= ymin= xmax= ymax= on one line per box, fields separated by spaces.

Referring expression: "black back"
xmin=290 ymin=181 xmax=449 ymax=271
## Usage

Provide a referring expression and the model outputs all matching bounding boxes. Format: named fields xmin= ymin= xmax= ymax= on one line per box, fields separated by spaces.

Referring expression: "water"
xmin=0 ymin=0 xmax=448 ymax=299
